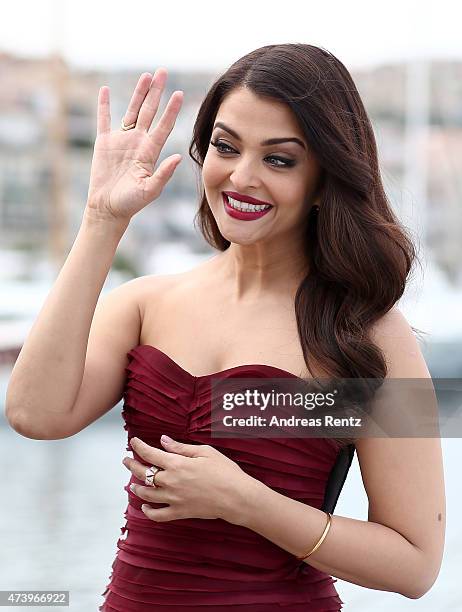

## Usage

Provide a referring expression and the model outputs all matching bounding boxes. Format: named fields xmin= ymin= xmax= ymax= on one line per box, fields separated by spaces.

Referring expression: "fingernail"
xmin=129 ymin=484 xmax=136 ymax=493
xmin=161 ymin=435 xmax=173 ymax=444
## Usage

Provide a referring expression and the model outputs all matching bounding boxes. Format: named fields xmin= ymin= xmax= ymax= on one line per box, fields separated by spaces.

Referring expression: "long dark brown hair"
xmin=188 ymin=43 xmax=418 ymax=449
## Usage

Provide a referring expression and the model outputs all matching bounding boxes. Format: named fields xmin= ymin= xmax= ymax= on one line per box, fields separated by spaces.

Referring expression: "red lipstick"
xmin=222 ymin=193 xmax=273 ymax=221
xmin=223 ymin=191 xmax=272 ymax=206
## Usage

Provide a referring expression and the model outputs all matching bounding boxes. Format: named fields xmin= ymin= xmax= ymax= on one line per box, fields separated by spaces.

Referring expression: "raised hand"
xmin=85 ymin=69 xmax=183 ymax=225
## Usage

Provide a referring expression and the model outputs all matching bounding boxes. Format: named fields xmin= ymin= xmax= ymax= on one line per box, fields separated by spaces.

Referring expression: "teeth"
xmin=226 ymin=195 xmax=271 ymax=212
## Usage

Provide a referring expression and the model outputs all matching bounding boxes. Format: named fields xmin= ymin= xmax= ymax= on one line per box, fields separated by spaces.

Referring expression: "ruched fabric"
xmin=99 ymin=345 xmax=344 ymax=611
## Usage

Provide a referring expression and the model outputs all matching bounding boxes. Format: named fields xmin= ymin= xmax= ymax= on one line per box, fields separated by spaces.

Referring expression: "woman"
xmin=6 ymin=44 xmax=445 ymax=610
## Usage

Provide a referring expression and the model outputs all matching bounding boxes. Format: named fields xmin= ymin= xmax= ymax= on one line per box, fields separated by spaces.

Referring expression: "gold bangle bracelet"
xmin=296 ymin=512 xmax=332 ymax=561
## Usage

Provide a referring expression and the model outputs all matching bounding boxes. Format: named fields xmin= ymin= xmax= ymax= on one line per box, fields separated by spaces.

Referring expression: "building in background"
xmin=1 ymin=52 xmax=461 ymax=283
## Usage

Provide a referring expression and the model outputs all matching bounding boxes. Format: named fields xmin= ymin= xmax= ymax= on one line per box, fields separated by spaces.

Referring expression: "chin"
xmin=211 ymin=205 xmax=270 ymax=245
xmin=218 ymin=226 xmax=266 ymax=246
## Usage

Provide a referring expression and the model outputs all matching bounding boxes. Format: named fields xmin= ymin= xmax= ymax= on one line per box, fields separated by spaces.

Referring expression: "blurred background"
xmin=0 ymin=0 xmax=461 ymax=609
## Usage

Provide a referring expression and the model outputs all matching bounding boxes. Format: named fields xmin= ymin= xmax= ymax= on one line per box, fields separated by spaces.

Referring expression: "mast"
xmin=403 ymin=59 xmax=430 ymax=250
xmin=48 ymin=0 xmax=68 ymax=276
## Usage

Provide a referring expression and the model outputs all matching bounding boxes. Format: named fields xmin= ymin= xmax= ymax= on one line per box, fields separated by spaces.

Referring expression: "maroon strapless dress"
xmin=99 ymin=345 xmax=344 ymax=611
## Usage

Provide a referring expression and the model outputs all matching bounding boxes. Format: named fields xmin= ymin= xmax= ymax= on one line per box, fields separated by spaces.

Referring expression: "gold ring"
xmin=121 ymin=119 xmax=137 ymax=131
xmin=145 ymin=465 xmax=163 ymax=487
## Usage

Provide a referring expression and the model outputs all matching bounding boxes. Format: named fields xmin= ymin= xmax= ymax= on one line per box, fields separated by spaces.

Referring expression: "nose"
xmin=228 ymin=156 xmax=262 ymax=192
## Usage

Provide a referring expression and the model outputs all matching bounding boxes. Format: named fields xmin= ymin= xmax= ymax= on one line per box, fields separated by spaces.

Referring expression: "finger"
xmin=148 ymin=90 xmax=184 ymax=150
xmin=141 ymin=504 xmax=178 ymax=522
xmin=136 ymin=68 xmax=168 ymax=131
xmin=129 ymin=437 xmax=173 ymax=469
xmin=97 ymin=86 xmax=111 ymax=135
xmin=121 ymin=72 xmax=152 ymax=129
xmin=160 ymin=435 xmax=209 ymax=458
xmin=143 ymin=154 xmax=182 ymax=202
xmin=124 ymin=457 xmax=167 ymax=486
xmin=129 ymin=483 xmax=170 ymax=502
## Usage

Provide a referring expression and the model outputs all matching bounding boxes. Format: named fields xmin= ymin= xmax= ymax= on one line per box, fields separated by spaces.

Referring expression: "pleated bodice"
xmin=99 ymin=344 xmax=344 ymax=611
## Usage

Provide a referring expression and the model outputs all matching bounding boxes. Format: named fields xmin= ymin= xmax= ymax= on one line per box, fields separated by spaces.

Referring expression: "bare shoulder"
xmin=134 ymin=257 xmax=217 ymax=317
xmin=368 ymin=305 xmax=431 ymax=379
xmin=131 ymin=272 xmax=182 ymax=309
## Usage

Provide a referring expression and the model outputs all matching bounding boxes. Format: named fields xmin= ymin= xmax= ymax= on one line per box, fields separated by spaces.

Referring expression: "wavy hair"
xmin=188 ymin=43 xmax=418 ymax=449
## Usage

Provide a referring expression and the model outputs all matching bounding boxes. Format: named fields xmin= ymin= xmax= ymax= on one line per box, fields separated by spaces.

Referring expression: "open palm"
xmin=86 ymin=69 xmax=183 ymax=223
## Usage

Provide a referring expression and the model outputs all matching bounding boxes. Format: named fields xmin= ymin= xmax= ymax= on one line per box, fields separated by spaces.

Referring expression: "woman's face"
xmin=202 ymin=87 xmax=322 ymax=247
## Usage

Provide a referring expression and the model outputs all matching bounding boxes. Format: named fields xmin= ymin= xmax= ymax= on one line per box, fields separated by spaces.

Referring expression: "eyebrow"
xmin=212 ymin=121 xmax=306 ymax=150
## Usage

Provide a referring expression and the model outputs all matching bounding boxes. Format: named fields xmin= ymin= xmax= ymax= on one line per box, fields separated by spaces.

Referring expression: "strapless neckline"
xmin=130 ymin=344 xmax=302 ymax=380
xmin=102 ymin=344 xmax=345 ymax=611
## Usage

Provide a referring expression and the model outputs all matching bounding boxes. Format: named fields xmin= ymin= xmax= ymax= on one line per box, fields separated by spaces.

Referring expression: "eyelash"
xmin=209 ymin=139 xmax=296 ymax=168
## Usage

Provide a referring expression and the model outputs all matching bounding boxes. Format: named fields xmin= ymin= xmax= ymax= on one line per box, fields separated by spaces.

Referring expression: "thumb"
xmin=144 ymin=154 xmax=182 ymax=201
xmin=160 ymin=435 xmax=205 ymax=457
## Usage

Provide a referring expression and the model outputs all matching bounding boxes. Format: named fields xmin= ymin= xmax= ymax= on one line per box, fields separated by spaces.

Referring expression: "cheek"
xmin=275 ymin=181 xmax=306 ymax=209
xmin=202 ymin=152 xmax=224 ymax=188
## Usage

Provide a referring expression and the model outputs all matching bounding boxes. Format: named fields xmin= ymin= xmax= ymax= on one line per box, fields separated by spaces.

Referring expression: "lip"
xmin=223 ymin=191 xmax=272 ymax=206
xmin=222 ymin=193 xmax=273 ymax=221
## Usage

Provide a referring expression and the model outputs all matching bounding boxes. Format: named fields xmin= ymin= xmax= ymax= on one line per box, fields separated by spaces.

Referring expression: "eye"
xmin=209 ymin=139 xmax=296 ymax=168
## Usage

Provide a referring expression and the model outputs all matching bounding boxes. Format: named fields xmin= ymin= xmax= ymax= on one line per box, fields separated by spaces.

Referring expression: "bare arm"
xmin=233 ymin=308 xmax=445 ymax=600
xmin=5 ymin=217 xmax=127 ymax=431
xmin=5 ymin=69 xmax=184 ymax=438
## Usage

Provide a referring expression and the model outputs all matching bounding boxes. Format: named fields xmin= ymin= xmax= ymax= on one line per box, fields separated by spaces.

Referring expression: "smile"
xmin=222 ymin=193 xmax=273 ymax=221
